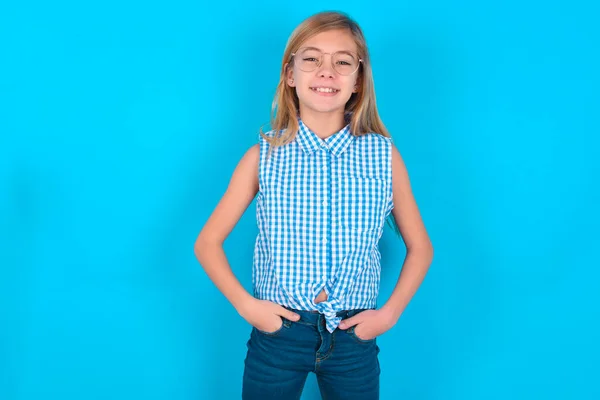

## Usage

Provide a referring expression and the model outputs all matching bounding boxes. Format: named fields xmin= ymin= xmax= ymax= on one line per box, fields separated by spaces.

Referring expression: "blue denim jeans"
xmin=242 ymin=307 xmax=380 ymax=400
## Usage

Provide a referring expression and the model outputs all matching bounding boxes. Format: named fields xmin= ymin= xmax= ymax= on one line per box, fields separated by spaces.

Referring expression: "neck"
xmin=298 ymin=105 xmax=346 ymax=139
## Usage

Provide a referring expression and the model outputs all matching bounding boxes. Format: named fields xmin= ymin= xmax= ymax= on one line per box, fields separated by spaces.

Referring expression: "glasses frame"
xmin=290 ymin=47 xmax=363 ymax=76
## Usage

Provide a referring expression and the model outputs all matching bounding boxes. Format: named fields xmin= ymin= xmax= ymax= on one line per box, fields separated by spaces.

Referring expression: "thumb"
xmin=276 ymin=306 xmax=300 ymax=321
xmin=338 ymin=315 xmax=360 ymax=329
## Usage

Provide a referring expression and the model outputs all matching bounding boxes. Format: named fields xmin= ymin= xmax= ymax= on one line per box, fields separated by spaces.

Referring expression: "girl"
xmin=194 ymin=11 xmax=433 ymax=400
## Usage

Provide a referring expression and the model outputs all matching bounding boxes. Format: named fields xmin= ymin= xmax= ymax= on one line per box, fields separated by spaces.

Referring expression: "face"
xmin=287 ymin=29 xmax=361 ymax=116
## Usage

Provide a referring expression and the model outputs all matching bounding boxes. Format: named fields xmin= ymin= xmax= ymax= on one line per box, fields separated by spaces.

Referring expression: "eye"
xmin=303 ymin=57 xmax=319 ymax=62
xmin=336 ymin=60 xmax=351 ymax=65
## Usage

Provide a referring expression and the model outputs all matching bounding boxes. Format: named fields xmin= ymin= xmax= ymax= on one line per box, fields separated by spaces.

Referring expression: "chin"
xmin=301 ymin=99 xmax=348 ymax=114
xmin=306 ymin=104 xmax=346 ymax=115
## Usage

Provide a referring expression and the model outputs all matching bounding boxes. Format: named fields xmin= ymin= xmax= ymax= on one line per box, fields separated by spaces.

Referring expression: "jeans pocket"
xmin=255 ymin=318 xmax=292 ymax=337
xmin=348 ymin=326 xmax=376 ymax=344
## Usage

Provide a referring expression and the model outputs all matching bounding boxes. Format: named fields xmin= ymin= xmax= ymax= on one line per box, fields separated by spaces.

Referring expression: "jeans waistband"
xmin=282 ymin=306 xmax=368 ymax=326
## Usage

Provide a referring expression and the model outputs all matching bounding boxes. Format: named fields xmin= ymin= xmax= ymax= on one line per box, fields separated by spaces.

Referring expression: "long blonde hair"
xmin=260 ymin=11 xmax=390 ymax=146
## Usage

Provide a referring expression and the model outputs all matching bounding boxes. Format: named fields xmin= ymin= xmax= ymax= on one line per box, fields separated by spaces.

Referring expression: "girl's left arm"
xmin=338 ymin=143 xmax=433 ymax=336
xmin=379 ymin=143 xmax=434 ymax=322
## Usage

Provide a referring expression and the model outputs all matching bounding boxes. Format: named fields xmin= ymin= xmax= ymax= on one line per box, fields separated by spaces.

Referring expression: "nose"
xmin=317 ymin=53 xmax=335 ymax=78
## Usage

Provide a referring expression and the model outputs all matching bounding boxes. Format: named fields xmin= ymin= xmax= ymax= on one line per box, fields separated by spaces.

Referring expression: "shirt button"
xmin=323 ymin=238 xmax=328 ymax=244
xmin=322 ymin=200 xmax=327 ymax=206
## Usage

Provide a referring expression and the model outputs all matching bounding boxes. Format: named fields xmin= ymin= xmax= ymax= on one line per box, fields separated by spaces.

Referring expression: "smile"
xmin=310 ymin=87 xmax=340 ymax=95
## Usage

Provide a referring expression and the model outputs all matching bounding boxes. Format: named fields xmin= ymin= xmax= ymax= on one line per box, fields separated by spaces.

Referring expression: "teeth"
xmin=312 ymin=87 xmax=338 ymax=93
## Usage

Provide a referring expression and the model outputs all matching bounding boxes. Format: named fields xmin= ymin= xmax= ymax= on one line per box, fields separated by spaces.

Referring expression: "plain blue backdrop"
xmin=1 ymin=1 xmax=598 ymax=399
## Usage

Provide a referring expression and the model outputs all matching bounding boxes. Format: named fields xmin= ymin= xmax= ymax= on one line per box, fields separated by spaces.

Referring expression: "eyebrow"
xmin=302 ymin=46 xmax=356 ymax=55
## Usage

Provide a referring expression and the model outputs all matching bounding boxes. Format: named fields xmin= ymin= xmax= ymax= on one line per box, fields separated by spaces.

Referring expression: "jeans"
xmin=242 ymin=307 xmax=380 ymax=400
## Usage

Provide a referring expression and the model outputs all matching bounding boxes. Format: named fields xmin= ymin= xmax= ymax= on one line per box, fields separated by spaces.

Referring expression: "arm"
xmin=338 ymin=143 xmax=433 ymax=337
xmin=193 ymin=144 xmax=259 ymax=312
xmin=379 ymin=143 xmax=434 ymax=321
xmin=193 ymin=144 xmax=300 ymax=331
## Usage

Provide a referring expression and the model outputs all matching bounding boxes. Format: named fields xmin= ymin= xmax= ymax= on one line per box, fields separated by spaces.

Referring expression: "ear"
xmin=353 ymin=79 xmax=361 ymax=93
xmin=285 ymin=63 xmax=295 ymax=87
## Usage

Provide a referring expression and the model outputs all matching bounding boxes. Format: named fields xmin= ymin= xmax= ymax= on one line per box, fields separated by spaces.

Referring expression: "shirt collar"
xmin=296 ymin=118 xmax=353 ymax=157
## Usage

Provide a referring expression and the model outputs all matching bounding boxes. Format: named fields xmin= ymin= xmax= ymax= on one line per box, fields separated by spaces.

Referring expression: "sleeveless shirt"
xmin=253 ymin=118 xmax=394 ymax=332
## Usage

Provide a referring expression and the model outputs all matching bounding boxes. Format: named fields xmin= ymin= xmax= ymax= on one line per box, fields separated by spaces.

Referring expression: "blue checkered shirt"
xmin=252 ymin=118 xmax=394 ymax=332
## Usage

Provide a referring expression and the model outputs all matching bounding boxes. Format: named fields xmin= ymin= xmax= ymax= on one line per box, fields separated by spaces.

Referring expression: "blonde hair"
xmin=260 ymin=11 xmax=390 ymax=146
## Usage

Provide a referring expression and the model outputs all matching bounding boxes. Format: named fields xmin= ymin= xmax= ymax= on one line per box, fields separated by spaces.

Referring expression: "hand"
xmin=337 ymin=309 xmax=397 ymax=341
xmin=238 ymin=298 xmax=300 ymax=333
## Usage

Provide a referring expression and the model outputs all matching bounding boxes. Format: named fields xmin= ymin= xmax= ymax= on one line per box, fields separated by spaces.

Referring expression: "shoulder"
xmin=257 ymin=129 xmax=299 ymax=158
xmin=257 ymin=128 xmax=285 ymax=142
xmin=258 ymin=129 xmax=276 ymax=139
xmin=257 ymin=129 xmax=286 ymax=151
xmin=353 ymin=132 xmax=394 ymax=151
xmin=239 ymin=143 xmax=260 ymax=167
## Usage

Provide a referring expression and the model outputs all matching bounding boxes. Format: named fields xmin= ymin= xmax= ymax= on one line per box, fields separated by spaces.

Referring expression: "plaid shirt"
xmin=253 ymin=118 xmax=394 ymax=332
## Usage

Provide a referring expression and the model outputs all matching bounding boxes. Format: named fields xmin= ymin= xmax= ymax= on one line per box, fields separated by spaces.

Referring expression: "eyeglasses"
xmin=291 ymin=47 xmax=363 ymax=76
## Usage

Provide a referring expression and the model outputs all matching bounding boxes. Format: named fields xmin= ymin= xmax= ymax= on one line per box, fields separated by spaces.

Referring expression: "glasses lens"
xmin=333 ymin=52 xmax=359 ymax=75
xmin=295 ymin=48 xmax=321 ymax=72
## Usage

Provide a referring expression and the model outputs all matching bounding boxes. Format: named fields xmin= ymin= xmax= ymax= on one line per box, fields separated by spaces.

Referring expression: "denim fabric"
xmin=242 ymin=308 xmax=380 ymax=400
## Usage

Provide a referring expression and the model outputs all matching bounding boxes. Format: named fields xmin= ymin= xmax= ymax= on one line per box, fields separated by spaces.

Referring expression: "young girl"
xmin=194 ymin=11 xmax=433 ymax=400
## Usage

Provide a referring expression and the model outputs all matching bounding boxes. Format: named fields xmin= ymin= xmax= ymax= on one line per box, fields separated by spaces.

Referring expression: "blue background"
xmin=1 ymin=1 xmax=598 ymax=399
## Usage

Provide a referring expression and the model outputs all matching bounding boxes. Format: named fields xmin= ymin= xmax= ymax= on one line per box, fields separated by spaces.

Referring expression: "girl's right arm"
xmin=193 ymin=144 xmax=300 ymax=332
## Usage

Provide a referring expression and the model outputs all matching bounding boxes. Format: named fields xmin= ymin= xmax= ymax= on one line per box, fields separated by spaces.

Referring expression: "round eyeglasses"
xmin=291 ymin=47 xmax=363 ymax=76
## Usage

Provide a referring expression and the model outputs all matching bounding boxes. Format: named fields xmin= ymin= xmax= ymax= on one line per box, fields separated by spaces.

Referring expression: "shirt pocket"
xmin=337 ymin=175 xmax=388 ymax=234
